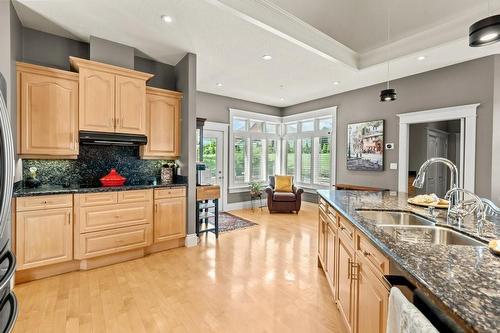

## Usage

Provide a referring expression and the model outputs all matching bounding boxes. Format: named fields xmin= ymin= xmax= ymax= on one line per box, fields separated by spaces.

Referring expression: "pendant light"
xmin=469 ymin=0 xmax=500 ymax=47
xmin=380 ymin=4 xmax=397 ymax=102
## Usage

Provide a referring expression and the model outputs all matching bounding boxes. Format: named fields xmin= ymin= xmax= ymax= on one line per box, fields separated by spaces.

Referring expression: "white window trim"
xmin=229 ymin=107 xmax=337 ymax=192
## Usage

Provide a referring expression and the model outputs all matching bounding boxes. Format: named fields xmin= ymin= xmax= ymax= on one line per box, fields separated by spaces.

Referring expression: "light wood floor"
xmin=13 ymin=202 xmax=343 ymax=333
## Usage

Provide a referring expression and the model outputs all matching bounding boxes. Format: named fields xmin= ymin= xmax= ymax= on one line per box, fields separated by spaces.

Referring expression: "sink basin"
xmin=379 ymin=225 xmax=486 ymax=246
xmin=356 ymin=210 xmax=434 ymax=226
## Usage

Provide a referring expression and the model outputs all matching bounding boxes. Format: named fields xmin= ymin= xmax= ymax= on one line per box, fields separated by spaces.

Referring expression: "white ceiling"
xmin=12 ymin=0 xmax=500 ymax=107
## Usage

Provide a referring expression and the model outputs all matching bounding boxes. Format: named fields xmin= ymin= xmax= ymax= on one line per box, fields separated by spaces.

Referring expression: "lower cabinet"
xmin=318 ymin=201 xmax=390 ymax=333
xmin=74 ymin=190 xmax=153 ymax=260
xmin=355 ymin=254 xmax=389 ymax=333
xmin=154 ymin=190 xmax=186 ymax=243
xmin=16 ymin=207 xmax=73 ymax=270
xmin=337 ymin=233 xmax=356 ymax=333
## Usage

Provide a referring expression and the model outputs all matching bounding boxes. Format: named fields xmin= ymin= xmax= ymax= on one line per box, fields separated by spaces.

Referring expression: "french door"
xmin=202 ymin=129 xmax=225 ymax=211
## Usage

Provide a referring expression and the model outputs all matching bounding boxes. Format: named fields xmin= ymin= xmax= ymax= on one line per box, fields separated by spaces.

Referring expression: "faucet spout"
xmin=412 ymin=157 xmax=459 ymax=205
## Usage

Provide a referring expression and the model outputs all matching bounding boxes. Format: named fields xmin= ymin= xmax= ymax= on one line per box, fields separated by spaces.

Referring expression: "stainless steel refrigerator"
xmin=0 ymin=75 xmax=19 ymax=332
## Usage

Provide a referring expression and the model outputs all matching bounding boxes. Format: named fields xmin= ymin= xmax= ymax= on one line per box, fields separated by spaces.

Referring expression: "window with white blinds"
xmin=229 ymin=108 xmax=336 ymax=191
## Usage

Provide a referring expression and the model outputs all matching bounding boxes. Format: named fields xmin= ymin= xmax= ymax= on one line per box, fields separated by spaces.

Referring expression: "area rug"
xmin=218 ymin=212 xmax=258 ymax=233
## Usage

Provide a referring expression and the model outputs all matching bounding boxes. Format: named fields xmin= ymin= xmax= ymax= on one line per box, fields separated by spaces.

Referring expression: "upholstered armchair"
xmin=265 ymin=176 xmax=304 ymax=213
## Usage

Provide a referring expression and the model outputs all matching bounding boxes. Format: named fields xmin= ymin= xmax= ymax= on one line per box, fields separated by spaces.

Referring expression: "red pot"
xmin=100 ymin=169 xmax=126 ymax=187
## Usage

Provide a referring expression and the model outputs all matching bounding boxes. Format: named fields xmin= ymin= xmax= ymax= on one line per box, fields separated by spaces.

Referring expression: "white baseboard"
xmin=225 ymin=200 xmax=265 ymax=211
xmin=184 ymin=234 xmax=198 ymax=247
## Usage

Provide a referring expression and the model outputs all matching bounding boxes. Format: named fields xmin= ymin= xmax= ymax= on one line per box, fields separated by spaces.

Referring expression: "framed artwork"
xmin=347 ymin=120 xmax=384 ymax=171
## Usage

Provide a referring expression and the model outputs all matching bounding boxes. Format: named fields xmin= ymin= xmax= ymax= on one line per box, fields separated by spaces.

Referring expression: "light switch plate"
xmin=390 ymin=163 xmax=398 ymax=170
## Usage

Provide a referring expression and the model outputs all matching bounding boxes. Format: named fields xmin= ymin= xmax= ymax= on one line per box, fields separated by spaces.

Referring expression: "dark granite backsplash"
xmin=23 ymin=145 xmax=175 ymax=186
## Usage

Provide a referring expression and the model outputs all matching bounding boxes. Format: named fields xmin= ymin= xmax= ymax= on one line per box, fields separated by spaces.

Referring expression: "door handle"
xmin=347 ymin=258 xmax=352 ymax=279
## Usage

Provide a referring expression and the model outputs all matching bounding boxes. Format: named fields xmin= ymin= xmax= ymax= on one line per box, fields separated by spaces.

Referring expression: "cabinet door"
xmin=318 ymin=214 xmax=327 ymax=266
xmin=115 ymin=75 xmax=146 ymax=135
xmin=355 ymin=256 xmax=389 ymax=333
xmin=142 ymin=92 xmax=180 ymax=157
xmin=16 ymin=208 xmax=73 ymax=270
xmin=326 ymin=224 xmax=337 ymax=294
xmin=19 ymin=72 xmax=78 ymax=156
xmin=79 ymin=68 xmax=115 ymax=132
xmin=154 ymin=197 xmax=186 ymax=243
xmin=337 ymin=236 xmax=355 ymax=333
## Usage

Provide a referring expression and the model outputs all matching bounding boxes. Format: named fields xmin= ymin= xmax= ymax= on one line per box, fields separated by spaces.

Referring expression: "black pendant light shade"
xmin=469 ymin=14 xmax=500 ymax=47
xmin=380 ymin=88 xmax=397 ymax=102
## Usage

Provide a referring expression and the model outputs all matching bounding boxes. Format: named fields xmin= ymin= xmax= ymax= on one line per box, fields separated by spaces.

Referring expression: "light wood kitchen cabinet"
xmin=74 ymin=189 xmax=153 ymax=259
xmin=337 ymin=231 xmax=356 ymax=333
xmin=78 ymin=67 xmax=115 ymax=132
xmin=326 ymin=221 xmax=337 ymax=294
xmin=354 ymin=253 xmax=389 ymax=333
xmin=141 ymin=87 xmax=182 ymax=158
xmin=154 ymin=190 xmax=186 ymax=243
xmin=70 ymin=57 xmax=153 ymax=135
xmin=318 ymin=200 xmax=391 ymax=333
xmin=115 ymin=75 xmax=146 ymax=134
xmin=17 ymin=63 xmax=79 ymax=158
xmin=16 ymin=206 xmax=73 ymax=270
xmin=318 ymin=211 xmax=327 ymax=267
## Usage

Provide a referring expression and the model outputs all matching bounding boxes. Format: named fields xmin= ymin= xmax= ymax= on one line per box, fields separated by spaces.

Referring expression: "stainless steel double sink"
xmin=355 ymin=210 xmax=485 ymax=247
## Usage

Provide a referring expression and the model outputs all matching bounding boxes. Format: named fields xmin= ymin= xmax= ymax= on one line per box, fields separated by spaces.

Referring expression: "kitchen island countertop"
xmin=317 ymin=189 xmax=499 ymax=333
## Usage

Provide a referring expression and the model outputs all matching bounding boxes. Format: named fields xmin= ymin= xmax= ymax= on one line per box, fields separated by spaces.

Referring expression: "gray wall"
xmin=135 ymin=56 xmax=176 ymax=90
xmin=22 ymin=27 xmax=89 ymax=70
xmin=89 ymin=36 xmax=134 ymax=69
xmin=175 ymin=53 xmax=197 ymax=235
xmin=196 ymin=91 xmax=281 ymax=204
xmin=284 ymin=56 xmax=496 ymax=200
xmin=492 ymin=55 xmax=500 ymax=204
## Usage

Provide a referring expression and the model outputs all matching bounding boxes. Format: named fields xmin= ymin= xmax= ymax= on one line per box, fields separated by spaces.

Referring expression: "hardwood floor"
xmin=13 ymin=202 xmax=343 ymax=333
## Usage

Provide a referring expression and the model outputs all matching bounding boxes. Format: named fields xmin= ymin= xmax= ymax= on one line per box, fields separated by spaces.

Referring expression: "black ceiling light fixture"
xmin=380 ymin=4 xmax=397 ymax=102
xmin=469 ymin=0 xmax=500 ymax=47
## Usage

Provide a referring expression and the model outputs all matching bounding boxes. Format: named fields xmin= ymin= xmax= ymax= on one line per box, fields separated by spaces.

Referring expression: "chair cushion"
xmin=273 ymin=192 xmax=296 ymax=202
xmin=275 ymin=175 xmax=293 ymax=192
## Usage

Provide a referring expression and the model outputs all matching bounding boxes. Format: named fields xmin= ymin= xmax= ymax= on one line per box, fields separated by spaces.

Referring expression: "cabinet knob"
xmin=363 ymin=250 xmax=371 ymax=257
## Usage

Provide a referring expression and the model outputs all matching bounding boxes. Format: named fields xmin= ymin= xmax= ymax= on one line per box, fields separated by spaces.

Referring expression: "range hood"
xmin=79 ymin=131 xmax=147 ymax=146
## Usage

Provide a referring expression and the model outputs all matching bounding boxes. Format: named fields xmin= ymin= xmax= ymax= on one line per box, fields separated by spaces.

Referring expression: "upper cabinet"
xmin=78 ymin=68 xmax=115 ymax=132
xmin=140 ymin=87 xmax=182 ymax=159
xmin=70 ymin=57 xmax=153 ymax=135
xmin=17 ymin=63 xmax=79 ymax=159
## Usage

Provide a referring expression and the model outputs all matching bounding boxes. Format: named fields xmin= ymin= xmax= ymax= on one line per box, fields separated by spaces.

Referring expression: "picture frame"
xmin=347 ymin=120 xmax=384 ymax=171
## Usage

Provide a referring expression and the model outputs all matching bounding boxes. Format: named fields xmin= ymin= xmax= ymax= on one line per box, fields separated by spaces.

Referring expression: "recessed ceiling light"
xmin=280 ymin=97 xmax=285 ymax=101
xmin=161 ymin=15 xmax=173 ymax=23
xmin=417 ymin=56 xmax=426 ymax=61
xmin=262 ymin=55 xmax=273 ymax=60
xmin=333 ymin=81 xmax=340 ymax=85
xmin=216 ymin=83 xmax=223 ymax=87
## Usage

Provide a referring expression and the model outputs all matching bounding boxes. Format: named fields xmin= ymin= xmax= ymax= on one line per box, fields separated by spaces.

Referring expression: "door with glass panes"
xmin=202 ymin=129 xmax=224 ymax=211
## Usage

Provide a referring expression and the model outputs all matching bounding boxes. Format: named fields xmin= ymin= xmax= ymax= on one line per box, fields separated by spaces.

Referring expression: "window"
xmin=267 ymin=139 xmax=277 ymax=177
xmin=301 ymin=120 xmax=314 ymax=132
xmin=315 ymin=137 xmax=331 ymax=185
xmin=286 ymin=139 xmax=296 ymax=176
xmin=229 ymin=108 xmax=335 ymax=191
xmin=251 ymin=139 xmax=264 ymax=181
xmin=301 ymin=138 xmax=312 ymax=183
xmin=230 ymin=109 xmax=281 ymax=190
xmin=234 ymin=137 xmax=246 ymax=184
xmin=285 ymin=123 xmax=297 ymax=134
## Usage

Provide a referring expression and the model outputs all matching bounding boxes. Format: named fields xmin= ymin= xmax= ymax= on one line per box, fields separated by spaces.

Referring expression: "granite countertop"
xmin=13 ymin=181 xmax=188 ymax=197
xmin=317 ymin=190 xmax=499 ymax=333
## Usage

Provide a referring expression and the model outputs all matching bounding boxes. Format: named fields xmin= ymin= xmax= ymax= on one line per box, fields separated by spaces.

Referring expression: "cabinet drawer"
xmin=356 ymin=231 xmax=389 ymax=276
xmin=117 ymin=189 xmax=152 ymax=203
xmin=16 ymin=194 xmax=72 ymax=212
xmin=76 ymin=192 xmax=118 ymax=207
xmin=319 ymin=197 xmax=328 ymax=213
xmin=76 ymin=224 xmax=152 ymax=259
xmin=326 ymin=206 xmax=338 ymax=226
xmin=154 ymin=187 xmax=186 ymax=199
xmin=77 ymin=201 xmax=152 ymax=234
xmin=338 ymin=215 xmax=355 ymax=247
